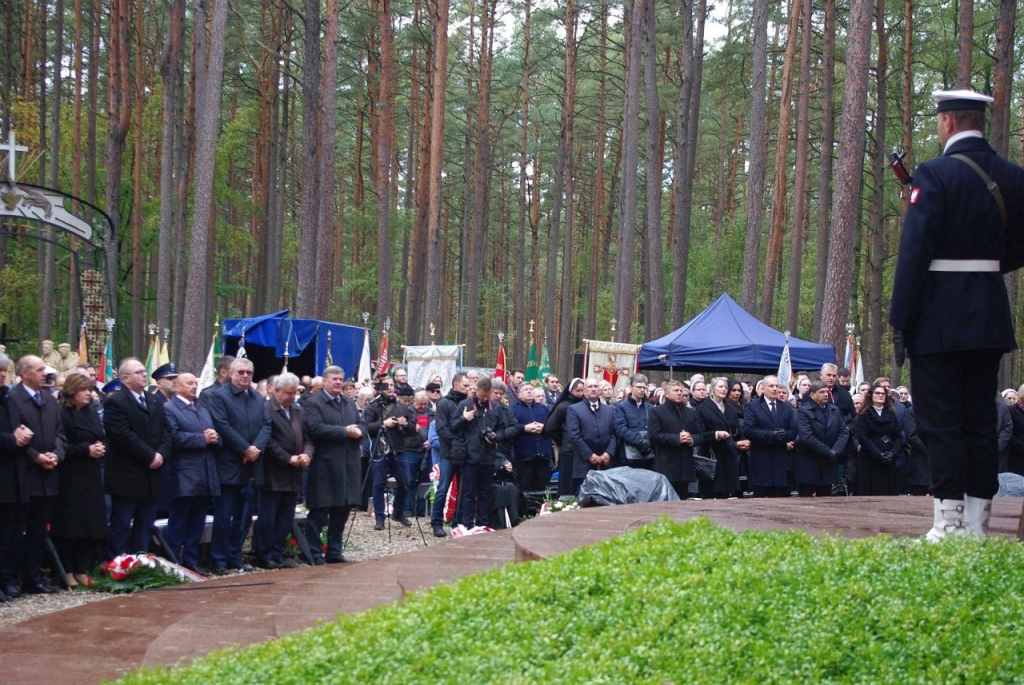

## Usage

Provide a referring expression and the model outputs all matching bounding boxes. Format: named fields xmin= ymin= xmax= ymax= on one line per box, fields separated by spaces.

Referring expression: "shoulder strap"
xmin=950 ymin=153 xmax=1007 ymax=228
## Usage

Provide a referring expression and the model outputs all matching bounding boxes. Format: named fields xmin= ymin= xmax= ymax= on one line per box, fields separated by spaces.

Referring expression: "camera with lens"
xmin=482 ymin=429 xmax=498 ymax=444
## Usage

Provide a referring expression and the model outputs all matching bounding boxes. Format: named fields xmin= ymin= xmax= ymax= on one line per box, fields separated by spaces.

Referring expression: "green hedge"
xmin=116 ymin=519 xmax=1024 ymax=684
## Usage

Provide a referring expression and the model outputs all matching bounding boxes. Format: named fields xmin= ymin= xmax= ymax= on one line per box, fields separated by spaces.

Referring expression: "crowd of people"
xmin=1 ymin=348 xmax=1018 ymax=602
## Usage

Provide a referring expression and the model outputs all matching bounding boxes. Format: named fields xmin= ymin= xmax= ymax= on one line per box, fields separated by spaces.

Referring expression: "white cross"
xmin=0 ymin=130 xmax=29 ymax=182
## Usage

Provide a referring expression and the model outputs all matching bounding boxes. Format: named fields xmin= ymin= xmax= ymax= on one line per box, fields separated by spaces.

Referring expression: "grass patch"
xmin=116 ymin=518 xmax=1024 ymax=684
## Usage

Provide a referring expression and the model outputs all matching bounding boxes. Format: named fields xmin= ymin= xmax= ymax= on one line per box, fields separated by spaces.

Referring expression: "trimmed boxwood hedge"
xmin=116 ymin=518 xmax=1024 ymax=684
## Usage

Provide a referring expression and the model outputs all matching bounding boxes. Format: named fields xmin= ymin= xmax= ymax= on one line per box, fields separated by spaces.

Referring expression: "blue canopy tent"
xmin=221 ymin=310 xmax=368 ymax=381
xmin=638 ymin=294 xmax=836 ymax=372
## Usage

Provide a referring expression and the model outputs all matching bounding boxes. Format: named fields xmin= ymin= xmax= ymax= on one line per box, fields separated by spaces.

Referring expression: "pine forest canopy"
xmin=0 ymin=0 xmax=1021 ymax=387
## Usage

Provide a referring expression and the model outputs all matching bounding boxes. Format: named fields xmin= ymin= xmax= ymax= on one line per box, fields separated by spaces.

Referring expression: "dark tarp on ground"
xmin=638 ymin=293 xmax=837 ymax=372
xmin=578 ymin=467 xmax=680 ymax=506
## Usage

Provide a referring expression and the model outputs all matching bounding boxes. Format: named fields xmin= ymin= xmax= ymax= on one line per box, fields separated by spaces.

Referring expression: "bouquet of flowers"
xmin=88 ymin=554 xmax=196 ymax=593
xmin=538 ymin=497 xmax=580 ymax=516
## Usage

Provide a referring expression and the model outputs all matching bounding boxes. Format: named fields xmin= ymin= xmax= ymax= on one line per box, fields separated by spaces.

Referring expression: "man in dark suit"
xmin=163 ymin=372 xmax=221 ymax=572
xmin=104 ymin=357 xmax=169 ymax=560
xmin=0 ymin=354 xmax=36 ymax=598
xmin=303 ymin=365 xmax=364 ymax=563
xmin=890 ymin=89 xmax=1024 ymax=540
xmin=566 ymin=377 xmax=617 ymax=495
xmin=196 ymin=355 xmax=235 ymax=410
xmin=795 ymin=380 xmax=849 ymax=497
xmin=6 ymin=356 xmax=65 ymax=593
xmin=206 ymin=357 xmax=270 ymax=573
xmin=648 ymin=381 xmax=704 ymax=499
xmin=743 ymin=375 xmax=797 ymax=498
xmin=255 ymin=373 xmax=312 ymax=569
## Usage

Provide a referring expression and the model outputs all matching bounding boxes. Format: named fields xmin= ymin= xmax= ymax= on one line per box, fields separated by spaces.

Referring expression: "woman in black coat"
xmin=726 ymin=378 xmax=750 ymax=494
xmin=854 ymin=383 xmax=903 ymax=496
xmin=55 ymin=373 xmax=108 ymax=586
xmin=543 ymin=378 xmax=584 ymax=498
xmin=648 ymin=381 xmax=705 ymax=498
xmin=694 ymin=378 xmax=750 ymax=498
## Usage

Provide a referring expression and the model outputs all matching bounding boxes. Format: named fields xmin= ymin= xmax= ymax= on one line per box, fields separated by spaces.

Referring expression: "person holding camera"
xmin=364 ymin=379 xmax=416 ymax=530
xmin=450 ymin=376 xmax=509 ymax=528
xmin=854 ymin=381 xmax=903 ymax=496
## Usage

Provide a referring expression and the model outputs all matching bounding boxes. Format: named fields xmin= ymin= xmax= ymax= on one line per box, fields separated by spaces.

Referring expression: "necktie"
xmin=138 ymin=394 xmax=147 ymax=410
xmin=770 ymin=401 xmax=776 ymax=417
xmin=188 ymin=402 xmax=197 ymax=413
xmin=282 ymin=407 xmax=291 ymax=420
xmin=591 ymin=402 xmax=599 ymax=413
xmin=33 ymin=391 xmax=43 ymax=407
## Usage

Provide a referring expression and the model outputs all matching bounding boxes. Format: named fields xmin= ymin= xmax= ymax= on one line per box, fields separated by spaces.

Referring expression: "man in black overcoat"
xmin=743 ymin=375 xmax=797 ymax=498
xmin=0 ymin=355 xmax=39 ymax=597
xmin=303 ymin=365 xmax=364 ymax=563
xmin=794 ymin=381 xmax=849 ymax=497
xmin=648 ymin=381 xmax=704 ymax=499
xmin=566 ymin=378 xmax=617 ymax=495
xmin=104 ymin=357 xmax=169 ymax=560
xmin=890 ymin=89 xmax=1024 ymax=540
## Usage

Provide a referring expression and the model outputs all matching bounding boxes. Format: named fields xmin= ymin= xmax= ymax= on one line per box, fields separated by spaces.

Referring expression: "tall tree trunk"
xmin=957 ymin=0 xmax=973 ymax=88
xmin=180 ymin=0 xmax=229 ymax=370
xmin=516 ymin=0 xmax=531 ymax=363
xmin=317 ymin=0 xmax=340 ymax=320
xmin=587 ymin=2 xmax=607 ymax=341
xmin=68 ymin=0 xmax=85 ymax=338
xmin=785 ymin=0 xmax=811 ymax=336
xmin=899 ymin=0 xmax=912 ymax=217
xmin=104 ymin=0 xmax=132 ymax=329
xmin=865 ymin=0 xmax=887 ymax=379
xmin=131 ymin=10 xmax=146 ymax=356
xmin=613 ymin=0 xmax=644 ymax=341
xmin=759 ymin=0 xmax=800 ymax=325
xmin=42 ymin=0 xmax=64 ymax=342
xmin=157 ymin=0 xmax=184 ymax=335
xmin=294 ymin=0 xmax=321 ymax=318
xmin=812 ymin=0 xmax=836 ymax=340
xmin=85 ymin=0 xmax=99 ymax=207
xmin=375 ymin=0 xmax=396 ymax=333
xmin=740 ymin=0 xmax=769 ymax=313
xmin=642 ymin=0 xmax=663 ymax=339
xmin=818 ymin=0 xmax=872 ymax=351
xmin=422 ymin=0 xmax=450 ymax=341
xmin=556 ymin=0 xmax=577 ymax=379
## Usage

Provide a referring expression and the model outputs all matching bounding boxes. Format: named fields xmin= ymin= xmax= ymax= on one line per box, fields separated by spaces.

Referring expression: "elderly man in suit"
xmin=303 ymin=365 xmax=364 ymax=564
xmin=0 ymin=354 xmax=36 ymax=599
xmin=566 ymin=377 xmax=617 ymax=495
xmin=795 ymin=380 xmax=849 ymax=497
xmin=207 ymin=357 xmax=271 ymax=573
xmin=6 ymin=356 xmax=65 ymax=594
xmin=104 ymin=357 xmax=169 ymax=560
xmin=163 ymin=372 xmax=221 ymax=572
xmin=255 ymin=373 xmax=312 ymax=569
xmin=743 ymin=375 xmax=798 ymax=498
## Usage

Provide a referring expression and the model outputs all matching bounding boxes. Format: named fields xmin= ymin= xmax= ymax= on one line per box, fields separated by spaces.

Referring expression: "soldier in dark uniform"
xmin=890 ymin=89 xmax=1024 ymax=541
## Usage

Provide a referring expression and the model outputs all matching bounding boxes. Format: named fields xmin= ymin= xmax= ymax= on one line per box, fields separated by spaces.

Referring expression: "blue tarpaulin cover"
xmin=222 ymin=310 xmax=367 ymax=378
xmin=638 ymin=294 xmax=836 ymax=371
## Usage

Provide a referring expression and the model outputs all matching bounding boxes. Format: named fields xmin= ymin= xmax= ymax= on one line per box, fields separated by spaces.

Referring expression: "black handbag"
xmin=693 ymin=446 xmax=717 ymax=482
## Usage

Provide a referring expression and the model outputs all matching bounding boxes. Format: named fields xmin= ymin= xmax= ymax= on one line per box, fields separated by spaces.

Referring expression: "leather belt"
xmin=928 ymin=259 xmax=999 ymax=272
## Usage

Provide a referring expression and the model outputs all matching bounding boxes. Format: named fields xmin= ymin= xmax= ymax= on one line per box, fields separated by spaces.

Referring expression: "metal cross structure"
xmin=0 ymin=130 xmax=28 ymax=182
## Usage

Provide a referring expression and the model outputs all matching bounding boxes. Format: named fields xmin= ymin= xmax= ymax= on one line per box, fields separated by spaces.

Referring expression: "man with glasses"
xmin=614 ymin=374 xmax=654 ymax=470
xmin=425 ymin=382 xmax=442 ymax=412
xmin=207 ymin=358 xmax=271 ymax=573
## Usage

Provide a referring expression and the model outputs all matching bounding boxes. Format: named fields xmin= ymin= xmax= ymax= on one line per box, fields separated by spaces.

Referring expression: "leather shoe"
xmin=24 ymin=581 xmax=58 ymax=594
xmin=374 ymin=519 xmax=385 ymax=531
xmin=432 ymin=525 xmax=447 ymax=538
xmin=392 ymin=515 xmax=413 ymax=528
xmin=256 ymin=559 xmax=282 ymax=570
xmin=325 ymin=555 xmax=349 ymax=564
xmin=312 ymin=557 xmax=325 ymax=566
xmin=3 ymin=584 xmax=21 ymax=599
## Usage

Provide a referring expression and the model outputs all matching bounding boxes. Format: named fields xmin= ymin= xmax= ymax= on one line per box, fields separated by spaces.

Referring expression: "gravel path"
xmin=0 ymin=511 xmax=447 ymax=627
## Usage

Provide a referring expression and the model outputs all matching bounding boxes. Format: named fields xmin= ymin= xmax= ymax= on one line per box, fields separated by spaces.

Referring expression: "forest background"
xmin=0 ymin=0 xmax=1020 ymax=386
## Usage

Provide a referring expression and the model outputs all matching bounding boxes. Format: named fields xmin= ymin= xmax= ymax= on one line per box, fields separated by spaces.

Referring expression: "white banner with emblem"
xmin=403 ymin=344 xmax=462 ymax=394
xmin=582 ymin=340 xmax=642 ymax=396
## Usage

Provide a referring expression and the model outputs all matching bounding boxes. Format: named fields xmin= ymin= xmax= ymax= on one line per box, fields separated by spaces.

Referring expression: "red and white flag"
xmin=494 ymin=345 xmax=508 ymax=384
xmin=376 ymin=331 xmax=389 ymax=377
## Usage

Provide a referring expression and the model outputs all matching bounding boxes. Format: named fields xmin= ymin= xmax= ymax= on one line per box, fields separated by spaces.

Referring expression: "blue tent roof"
xmin=638 ymin=294 xmax=836 ymax=371
xmin=222 ymin=310 xmax=368 ymax=378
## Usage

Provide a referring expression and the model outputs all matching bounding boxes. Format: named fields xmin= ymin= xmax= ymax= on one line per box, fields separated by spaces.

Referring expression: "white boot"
xmin=963 ymin=495 xmax=992 ymax=536
xmin=925 ymin=498 xmax=966 ymax=543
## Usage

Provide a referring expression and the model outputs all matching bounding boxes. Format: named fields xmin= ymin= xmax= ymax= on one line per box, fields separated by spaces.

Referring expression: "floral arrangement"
xmin=538 ymin=497 xmax=580 ymax=516
xmin=88 ymin=554 xmax=194 ymax=593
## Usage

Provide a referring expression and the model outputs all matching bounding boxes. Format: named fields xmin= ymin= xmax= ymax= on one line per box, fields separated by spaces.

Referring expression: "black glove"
xmin=892 ymin=329 xmax=906 ymax=367
xmin=880 ymin=451 xmax=894 ymax=464
xmin=828 ymin=449 xmax=837 ymax=461
xmin=774 ymin=429 xmax=787 ymax=442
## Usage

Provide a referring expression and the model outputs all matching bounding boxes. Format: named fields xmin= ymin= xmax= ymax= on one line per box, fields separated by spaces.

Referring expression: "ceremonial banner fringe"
xmin=582 ymin=340 xmax=641 ymax=396
xmin=404 ymin=344 xmax=462 ymax=394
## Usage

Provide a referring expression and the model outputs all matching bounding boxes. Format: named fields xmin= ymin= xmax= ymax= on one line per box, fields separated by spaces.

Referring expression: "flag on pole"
xmin=158 ymin=337 xmax=170 ymax=366
xmin=98 ymin=333 xmax=114 ymax=383
xmin=843 ymin=334 xmax=854 ymax=370
xmin=77 ymin=319 xmax=88 ymax=365
xmin=376 ymin=331 xmax=389 ymax=377
xmin=524 ymin=339 xmax=539 ymax=383
xmin=494 ymin=345 xmax=508 ymax=384
xmin=539 ymin=343 xmax=550 ymax=380
xmin=777 ymin=336 xmax=793 ymax=391
xmin=853 ymin=340 xmax=865 ymax=386
xmin=358 ymin=328 xmax=372 ymax=383
xmin=198 ymin=328 xmax=222 ymax=392
xmin=236 ymin=333 xmax=248 ymax=360
xmin=144 ymin=332 xmax=159 ymax=382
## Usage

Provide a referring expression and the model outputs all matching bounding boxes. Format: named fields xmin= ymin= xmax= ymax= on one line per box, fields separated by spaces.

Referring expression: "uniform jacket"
xmin=103 ymin=387 xmax=169 ymax=498
xmin=648 ymin=400 xmax=705 ymax=484
xmin=8 ymin=383 xmax=67 ymax=498
xmin=303 ymin=391 xmax=364 ymax=508
xmin=259 ymin=397 xmax=313 ymax=493
xmin=744 ymin=396 xmax=798 ymax=488
xmin=890 ymin=136 xmax=1024 ymax=355
xmin=566 ymin=401 xmax=617 ymax=478
xmin=207 ymin=383 xmax=271 ymax=486
xmin=163 ymin=395 xmax=222 ymax=499
xmin=794 ymin=402 xmax=848 ymax=486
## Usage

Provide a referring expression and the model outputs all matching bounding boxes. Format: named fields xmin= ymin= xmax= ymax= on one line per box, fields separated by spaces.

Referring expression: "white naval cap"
xmin=932 ymin=89 xmax=994 ymax=112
